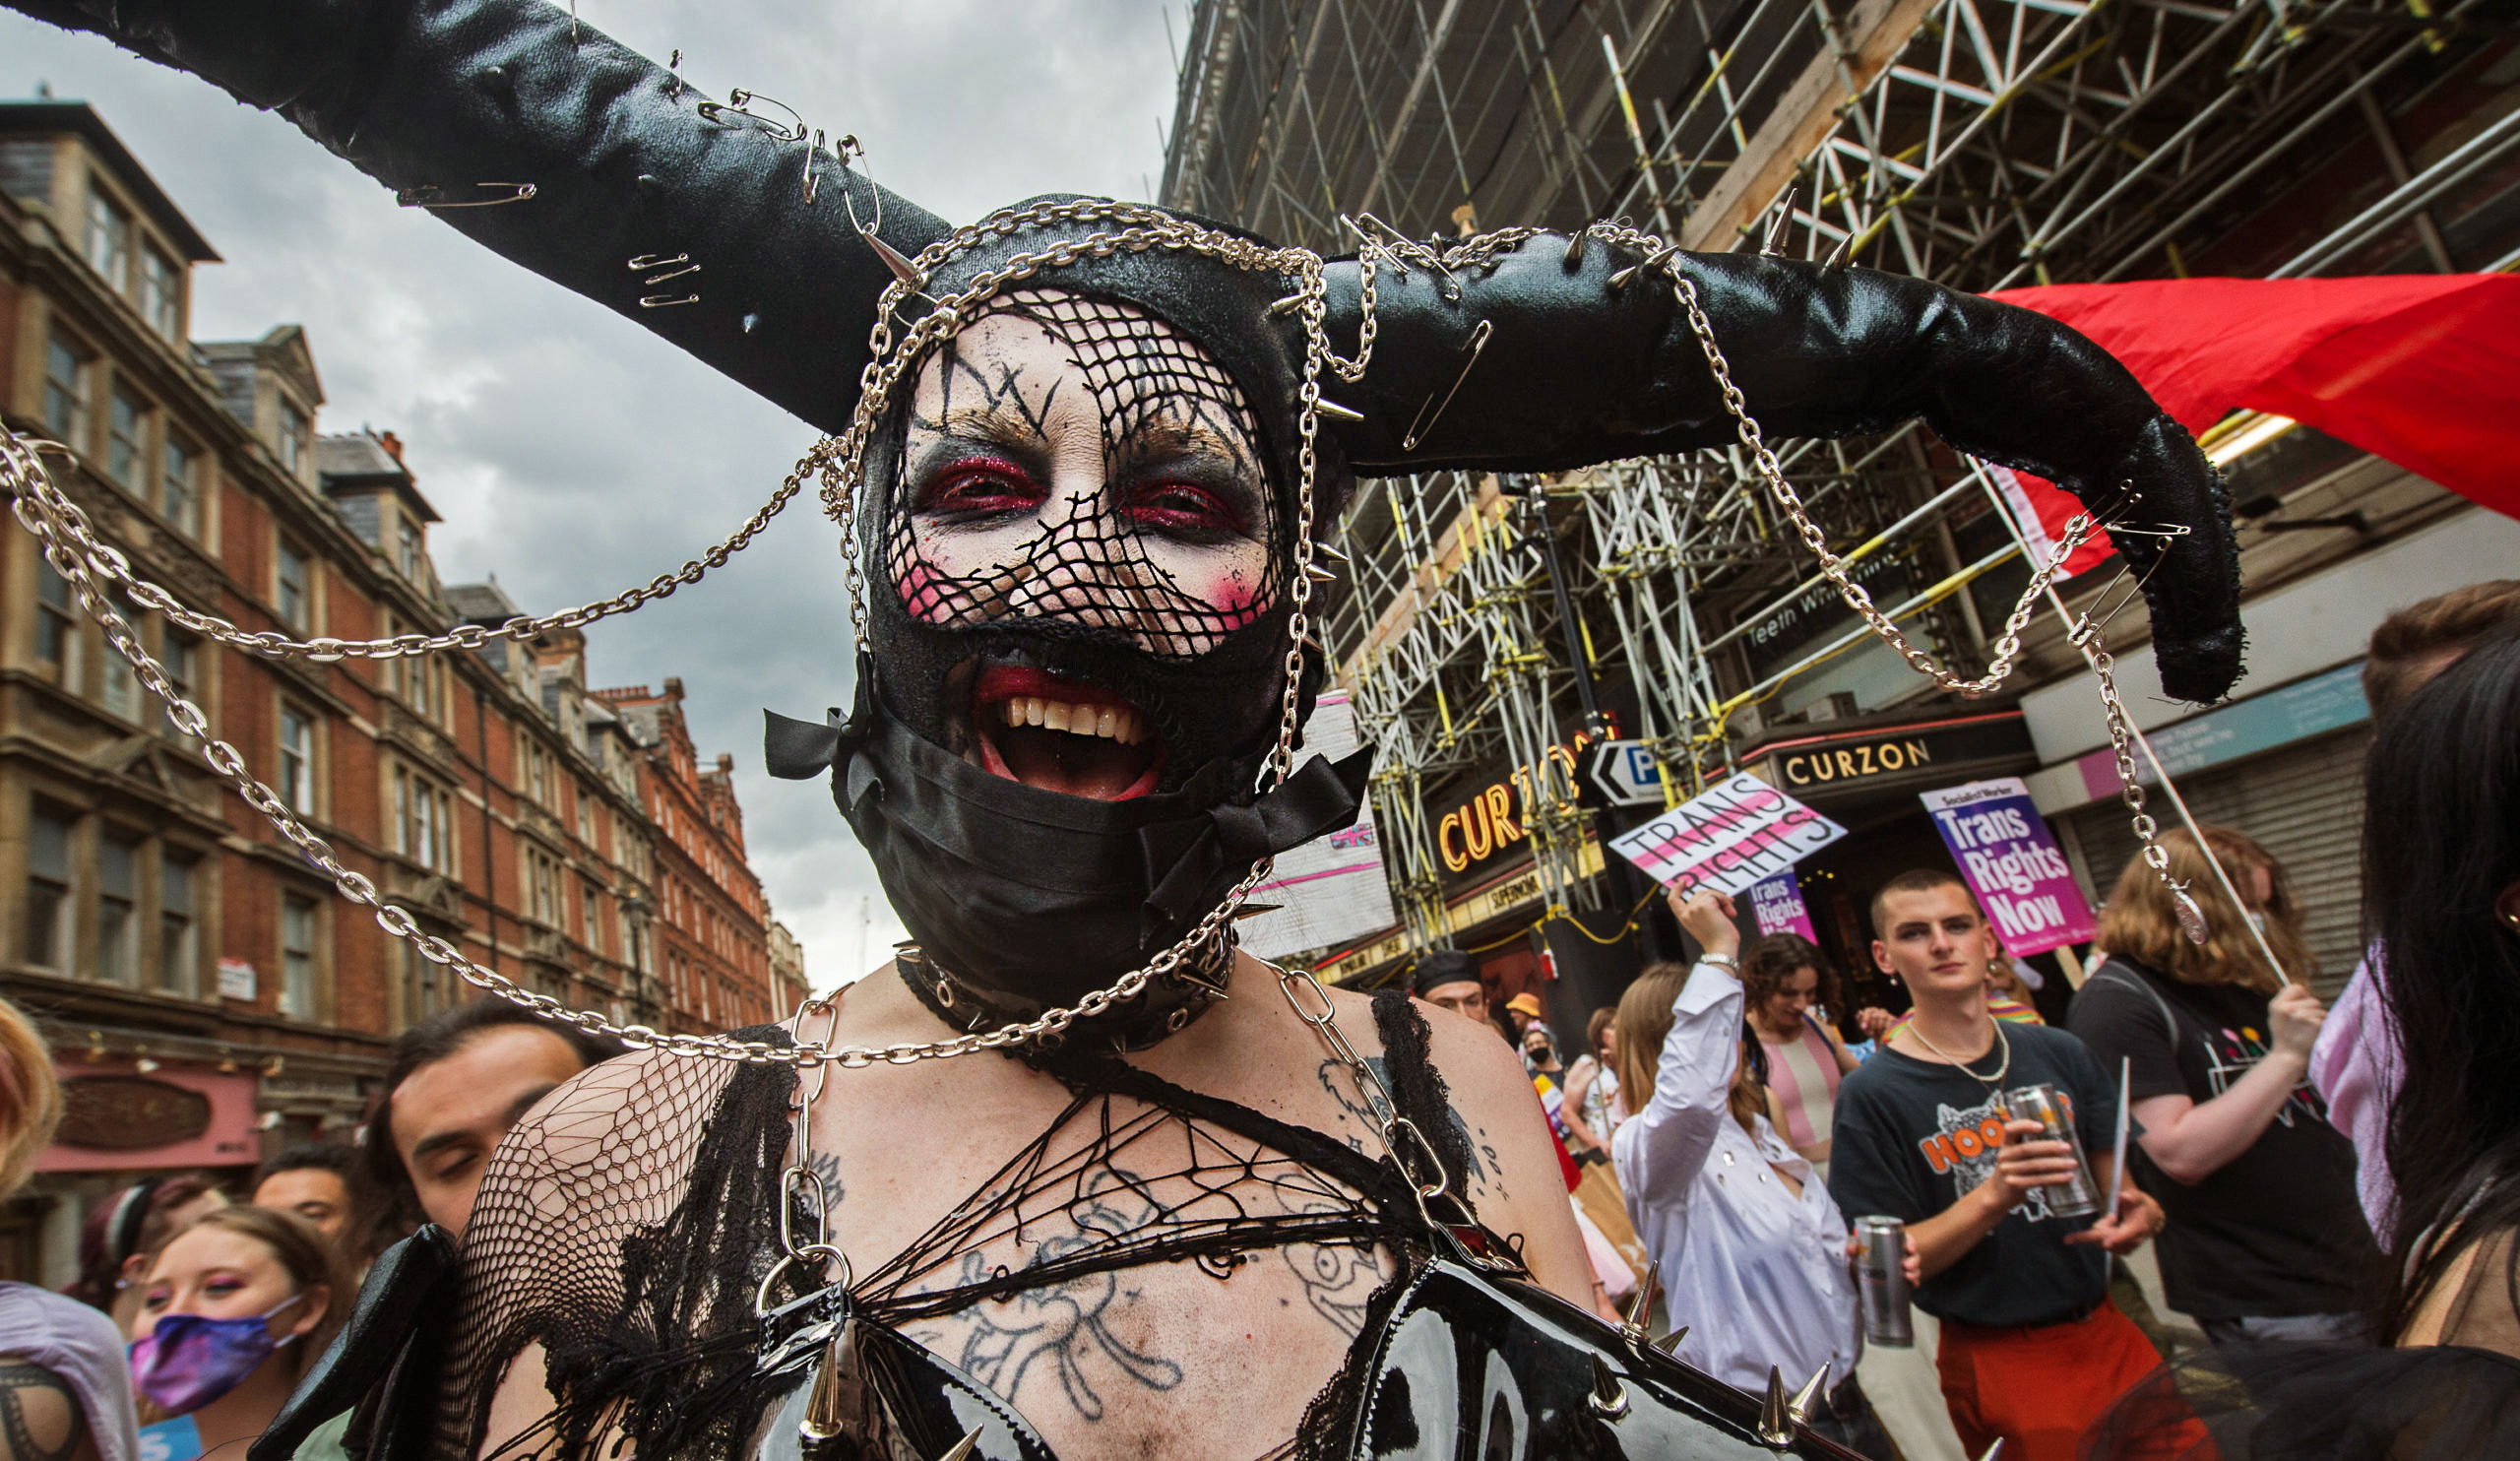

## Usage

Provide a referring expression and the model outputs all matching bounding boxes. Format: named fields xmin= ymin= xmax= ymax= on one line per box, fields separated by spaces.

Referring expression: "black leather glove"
xmin=7 ymin=0 xmax=951 ymax=434
xmin=1316 ymin=236 xmax=2243 ymax=703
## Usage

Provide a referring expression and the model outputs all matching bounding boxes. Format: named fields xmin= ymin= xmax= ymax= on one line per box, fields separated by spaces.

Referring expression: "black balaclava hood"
xmin=772 ymin=199 xmax=1369 ymax=1014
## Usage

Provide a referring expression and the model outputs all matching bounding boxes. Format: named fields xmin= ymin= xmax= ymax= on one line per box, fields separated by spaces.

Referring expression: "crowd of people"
xmin=0 ymin=575 xmax=2513 ymax=1460
xmin=0 ymin=996 xmax=623 ymax=1461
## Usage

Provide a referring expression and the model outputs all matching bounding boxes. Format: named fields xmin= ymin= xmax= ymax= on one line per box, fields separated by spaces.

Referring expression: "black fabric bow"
xmin=1137 ymin=747 xmax=1374 ymax=940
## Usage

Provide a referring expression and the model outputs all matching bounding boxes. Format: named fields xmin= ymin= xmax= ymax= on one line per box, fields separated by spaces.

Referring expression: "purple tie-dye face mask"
xmin=127 ymin=1292 xmax=303 ymax=1413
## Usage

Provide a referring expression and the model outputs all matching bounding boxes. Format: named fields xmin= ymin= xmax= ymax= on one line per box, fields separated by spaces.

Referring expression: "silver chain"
xmin=2 ymin=213 xmax=2198 ymax=1070
xmin=2073 ymin=615 xmax=2210 ymax=940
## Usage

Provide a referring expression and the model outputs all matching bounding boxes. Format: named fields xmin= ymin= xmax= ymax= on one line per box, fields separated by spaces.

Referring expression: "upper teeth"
xmin=1002 ymin=697 xmax=1147 ymax=745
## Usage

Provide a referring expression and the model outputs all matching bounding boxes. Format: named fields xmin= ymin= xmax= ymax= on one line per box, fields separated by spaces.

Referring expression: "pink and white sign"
xmin=1607 ymin=772 xmax=1848 ymax=897
xmin=1920 ymin=777 xmax=2099 ymax=956
xmin=1745 ymin=871 xmax=1819 ymax=942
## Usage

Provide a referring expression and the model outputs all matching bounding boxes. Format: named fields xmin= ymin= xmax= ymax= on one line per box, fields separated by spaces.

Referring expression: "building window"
xmin=278 ymin=399 xmax=310 ymax=475
xmin=34 ymin=558 xmax=77 ymax=676
xmin=576 ymin=788 xmax=595 ymax=844
xmin=403 ymin=937 xmax=445 ymax=1023
xmin=140 ymin=247 xmax=180 ymax=340
xmin=581 ymin=882 xmax=600 ymax=947
xmin=280 ymin=894 xmax=318 ymax=1018
xmin=160 ymin=630 xmax=200 ymax=733
xmin=276 ymin=539 xmax=310 ymax=630
xmin=159 ymin=851 xmax=196 ymax=994
xmin=97 ymin=831 xmax=139 ymax=985
xmin=279 ymin=704 xmax=315 ymax=813
xmin=107 ymin=381 xmax=148 ymax=489
xmin=100 ymin=592 xmax=140 ymax=722
xmin=398 ymin=516 xmax=424 ymax=580
xmin=396 ymin=652 xmax=436 ymax=722
xmin=160 ymin=435 xmax=200 ymax=537
xmin=84 ymin=189 xmax=132 ymax=288
xmin=393 ymin=764 xmax=453 ymax=873
xmin=25 ymin=803 xmax=75 ymax=970
xmin=43 ymin=336 xmax=93 ymax=448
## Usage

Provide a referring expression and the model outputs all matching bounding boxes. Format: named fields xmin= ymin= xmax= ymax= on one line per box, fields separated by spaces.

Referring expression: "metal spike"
xmin=863 ymin=230 xmax=927 ymax=290
xmin=1314 ymin=398 xmax=1365 ymax=423
xmin=1618 ymin=1260 xmax=1659 ymax=1343
xmin=1823 ymin=235 xmax=1851 ymax=269
xmin=934 ymin=1426 xmax=985 ymax=1461
xmin=1562 ymin=228 xmax=1587 ymax=267
xmin=1788 ymin=1365 xmax=1829 ymax=1426
xmin=1654 ymin=1325 xmax=1689 ymax=1354
xmin=1299 ymin=632 xmax=1324 ymax=653
xmin=1305 ymin=563 xmax=1339 ymax=584
xmin=1763 ymin=186 xmax=1799 ymax=255
xmin=1608 ymin=243 xmax=1680 ymax=290
xmin=1977 ymin=1442 xmax=2004 ymax=1461
xmin=1232 ymin=903 xmax=1285 ymax=920
xmin=1313 ymin=541 xmax=1354 ymax=566
xmin=1587 ymin=1353 xmax=1630 ymax=1421
xmin=1756 ymin=1366 xmax=1794 ymax=1446
xmin=1270 ymin=292 xmax=1307 ymax=316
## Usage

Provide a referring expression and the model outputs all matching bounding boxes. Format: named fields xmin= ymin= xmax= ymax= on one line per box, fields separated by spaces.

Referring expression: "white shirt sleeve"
xmin=1612 ymin=960 xmax=1745 ymax=1217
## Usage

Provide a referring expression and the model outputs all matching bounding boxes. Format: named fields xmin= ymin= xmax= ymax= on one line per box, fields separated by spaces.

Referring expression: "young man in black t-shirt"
xmin=1829 ymin=869 xmax=2182 ymax=1461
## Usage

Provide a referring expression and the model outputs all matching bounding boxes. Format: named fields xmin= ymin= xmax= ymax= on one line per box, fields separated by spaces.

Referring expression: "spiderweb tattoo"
xmin=884 ymin=290 xmax=1285 ymax=662
xmin=430 ymin=1023 xmax=1438 ymax=1461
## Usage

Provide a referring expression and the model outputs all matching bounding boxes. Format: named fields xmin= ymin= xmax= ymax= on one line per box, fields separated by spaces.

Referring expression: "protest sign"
xmin=1920 ymin=777 xmax=2098 ymax=956
xmin=1745 ymin=871 xmax=1819 ymax=941
xmin=1239 ymin=692 xmax=1400 ymax=959
xmin=1607 ymin=772 xmax=1848 ymax=896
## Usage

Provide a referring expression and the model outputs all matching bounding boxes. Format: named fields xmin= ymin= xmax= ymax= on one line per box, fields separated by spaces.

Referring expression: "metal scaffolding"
xmin=1163 ymin=0 xmax=2520 ymax=967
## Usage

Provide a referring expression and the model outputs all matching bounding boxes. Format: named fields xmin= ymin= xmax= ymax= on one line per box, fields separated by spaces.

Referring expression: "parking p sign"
xmin=1585 ymin=739 xmax=1665 ymax=808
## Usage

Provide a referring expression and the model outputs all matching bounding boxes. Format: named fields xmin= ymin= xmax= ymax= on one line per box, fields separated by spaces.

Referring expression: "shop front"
xmin=18 ymin=1049 xmax=263 ymax=1286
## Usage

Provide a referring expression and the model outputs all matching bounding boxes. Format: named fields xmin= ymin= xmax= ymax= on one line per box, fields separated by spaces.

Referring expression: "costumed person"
xmin=0 ymin=1 xmax=2249 ymax=1456
xmin=2085 ymin=622 xmax=2520 ymax=1457
xmin=1612 ymin=893 xmax=1893 ymax=1457
xmin=2069 ymin=827 xmax=2375 ymax=1346
xmin=0 ymin=993 xmax=141 ymax=1461
xmin=127 ymin=1207 xmax=351 ymax=1461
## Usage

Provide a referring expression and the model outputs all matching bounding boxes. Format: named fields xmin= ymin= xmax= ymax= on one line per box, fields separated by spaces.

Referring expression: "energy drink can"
xmin=2002 ymin=1082 xmax=2103 ymax=1218
xmin=1854 ymin=1215 xmax=1914 ymax=1348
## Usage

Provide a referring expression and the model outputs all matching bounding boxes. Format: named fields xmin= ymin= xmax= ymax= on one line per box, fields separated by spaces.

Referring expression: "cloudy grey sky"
xmin=7 ymin=0 xmax=1183 ymax=987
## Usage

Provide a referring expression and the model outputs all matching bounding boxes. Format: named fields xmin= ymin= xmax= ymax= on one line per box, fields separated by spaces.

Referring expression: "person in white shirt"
xmin=1612 ymin=888 xmax=1893 ymax=1458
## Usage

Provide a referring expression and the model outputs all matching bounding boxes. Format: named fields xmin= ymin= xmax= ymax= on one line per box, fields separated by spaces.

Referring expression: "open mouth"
xmin=968 ymin=664 xmax=1164 ymax=800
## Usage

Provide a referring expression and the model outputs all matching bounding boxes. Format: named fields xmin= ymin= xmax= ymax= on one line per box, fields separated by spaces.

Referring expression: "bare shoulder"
xmin=0 ymin=1353 xmax=99 ymax=1461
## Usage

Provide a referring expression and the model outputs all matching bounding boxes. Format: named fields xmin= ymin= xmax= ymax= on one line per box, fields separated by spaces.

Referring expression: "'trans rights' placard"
xmin=1920 ymin=777 xmax=2098 ymax=956
xmin=1608 ymin=772 xmax=1849 ymax=897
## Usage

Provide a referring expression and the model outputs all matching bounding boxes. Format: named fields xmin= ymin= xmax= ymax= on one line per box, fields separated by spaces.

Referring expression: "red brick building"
xmin=0 ymin=100 xmax=773 ymax=1284
xmin=595 ymin=680 xmax=777 ymax=1034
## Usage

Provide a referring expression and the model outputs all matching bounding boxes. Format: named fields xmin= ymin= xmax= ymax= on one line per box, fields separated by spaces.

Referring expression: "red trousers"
xmin=1935 ymin=1299 xmax=2208 ymax=1461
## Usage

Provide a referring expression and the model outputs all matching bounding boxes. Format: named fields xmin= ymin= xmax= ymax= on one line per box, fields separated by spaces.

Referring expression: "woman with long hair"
xmin=128 ymin=1205 xmax=353 ymax=1459
xmin=1611 ymin=893 xmax=1891 ymax=1456
xmin=1740 ymin=934 xmax=1861 ymax=1174
xmin=2375 ymin=621 xmax=2520 ymax=1350
xmin=2068 ymin=826 xmax=2371 ymax=1343
xmin=1562 ymin=1007 xmax=1624 ymax=1143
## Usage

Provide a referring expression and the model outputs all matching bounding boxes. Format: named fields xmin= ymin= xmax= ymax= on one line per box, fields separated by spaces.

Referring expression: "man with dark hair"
xmin=1829 ymin=869 xmax=2171 ymax=1461
xmin=2315 ymin=578 xmax=2520 ymax=1239
xmin=252 ymin=1143 xmax=357 ymax=1240
xmin=1410 ymin=950 xmax=1490 ymax=1028
xmin=357 ymin=1001 xmax=626 ymax=1249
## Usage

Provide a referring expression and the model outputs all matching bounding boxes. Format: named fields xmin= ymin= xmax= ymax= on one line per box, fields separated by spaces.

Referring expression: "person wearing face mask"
xmin=127 ymin=1207 xmax=350 ymax=1461
xmin=2068 ymin=827 xmax=2376 ymax=1346
xmin=3 ymin=1 xmax=2252 ymax=1456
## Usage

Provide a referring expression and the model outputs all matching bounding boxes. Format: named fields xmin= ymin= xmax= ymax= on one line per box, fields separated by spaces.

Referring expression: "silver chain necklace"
xmin=1899 ymin=1016 xmax=2014 ymax=1096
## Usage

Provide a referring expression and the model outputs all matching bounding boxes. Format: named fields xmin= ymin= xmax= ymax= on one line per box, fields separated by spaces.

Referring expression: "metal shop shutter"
xmin=2068 ymin=728 xmax=2370 ymax=999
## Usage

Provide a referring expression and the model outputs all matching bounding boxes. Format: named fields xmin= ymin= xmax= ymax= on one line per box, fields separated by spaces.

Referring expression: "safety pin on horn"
xmin=836 ymin=136 xmax=933 ymax=299
xmin=696 ymin=88 xmax=808 ymax=144
xmin=396 ymin=182 xmax=537 ymax=210
xmin=1401 ymin=319 xmax=1492 ymax=452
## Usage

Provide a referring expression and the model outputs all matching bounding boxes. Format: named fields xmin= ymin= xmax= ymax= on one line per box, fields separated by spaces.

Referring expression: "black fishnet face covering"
xmin=431 ymin=1043 xmax=1417 ymax=1461
xmin=882 ymin=289 xmax=1285 ymax=663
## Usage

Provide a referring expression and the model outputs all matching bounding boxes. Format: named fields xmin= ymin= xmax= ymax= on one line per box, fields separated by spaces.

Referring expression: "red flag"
xmin=1984 ymin=275 xmax=2520 ymax=564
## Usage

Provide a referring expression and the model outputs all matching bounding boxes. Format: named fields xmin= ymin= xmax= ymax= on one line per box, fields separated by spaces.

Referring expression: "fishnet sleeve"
xmin=432 ymin=1045 xmax=801 ymax=1460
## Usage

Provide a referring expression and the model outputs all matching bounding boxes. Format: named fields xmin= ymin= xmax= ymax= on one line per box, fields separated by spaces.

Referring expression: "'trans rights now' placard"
xmin=1920 ymin=777 xmax=2098 ymax=956
xmin=1608 ymin=772 xmax=1849 ymax=896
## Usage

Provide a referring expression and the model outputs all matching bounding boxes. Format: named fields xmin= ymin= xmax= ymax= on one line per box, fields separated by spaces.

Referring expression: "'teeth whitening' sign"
xmin=1920 ymin=777 xmax=2098 ymax=956
xmin=1608 ymin=773 xmax=1849 ymax=896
